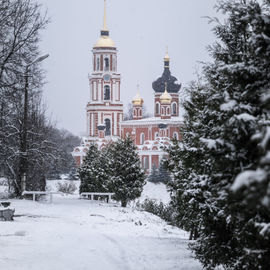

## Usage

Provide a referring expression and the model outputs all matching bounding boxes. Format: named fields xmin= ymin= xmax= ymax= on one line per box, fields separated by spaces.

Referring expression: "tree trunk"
xmin=189 ymin=227 xmax=194 ymax=240
xmin=121 ymin=200 xmax=127 ymax=207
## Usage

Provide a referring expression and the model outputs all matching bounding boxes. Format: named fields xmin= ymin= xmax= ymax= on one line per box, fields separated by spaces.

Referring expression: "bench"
xmin=80 ymin=192 xmax=115 ymax=203
xmin=0 ymin=201 xmax=14 ymax=221
xmin=22 ymin=191 xmax=60 ymax=203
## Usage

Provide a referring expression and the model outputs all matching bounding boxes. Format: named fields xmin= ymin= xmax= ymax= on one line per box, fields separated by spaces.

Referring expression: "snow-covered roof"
xmin=120 ymin=116 xmax=183 ymax=126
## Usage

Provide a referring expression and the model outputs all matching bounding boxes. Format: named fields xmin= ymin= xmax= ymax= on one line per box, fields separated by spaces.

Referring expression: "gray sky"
xmin=38 ymin=0 xmax=219 ymax=136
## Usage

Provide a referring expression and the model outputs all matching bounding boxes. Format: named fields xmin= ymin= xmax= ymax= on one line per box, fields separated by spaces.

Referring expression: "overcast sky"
xmin=38 ymin=0 xmax=219 ymax=136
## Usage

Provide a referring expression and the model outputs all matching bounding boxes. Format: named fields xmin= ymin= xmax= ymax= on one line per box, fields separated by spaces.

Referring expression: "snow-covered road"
xmin=0 ymin=196 xmax=201 ymax=270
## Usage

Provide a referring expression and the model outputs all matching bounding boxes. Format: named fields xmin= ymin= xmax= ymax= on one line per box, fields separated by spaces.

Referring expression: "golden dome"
xmin=94 ymin=36 xmax=115 ymax=48
xmin=132 ymin=92 xmax=144 ymax=106
xmin=94 ymin=0 xmax=116 ymax=48
xmin=160 ymin=83 xmax=172 ymax=104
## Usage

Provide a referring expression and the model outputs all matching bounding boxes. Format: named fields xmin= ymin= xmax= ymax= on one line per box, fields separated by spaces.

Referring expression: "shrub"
xmin=57 ymin=181 xmax=77 ymax=194
xmin=138 ymin=198 xmax=177 ymax=226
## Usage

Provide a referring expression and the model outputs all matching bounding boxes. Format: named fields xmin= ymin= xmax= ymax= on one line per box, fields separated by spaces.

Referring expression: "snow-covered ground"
xmin=0 ymin=195 xmax=201 ymax=270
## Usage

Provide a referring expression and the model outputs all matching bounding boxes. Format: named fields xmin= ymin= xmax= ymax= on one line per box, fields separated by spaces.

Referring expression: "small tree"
xmin=148 ymin=160 xmax=171 ymax=184
xmin=78 ymin=144 xmax=108 ymax=193
xmin=107 ymin=136 xmax=145 ymax=207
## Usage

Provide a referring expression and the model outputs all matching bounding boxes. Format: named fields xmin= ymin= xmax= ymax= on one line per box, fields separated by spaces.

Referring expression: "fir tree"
xmin=166 ymin=0 xmax=270 ymax=268
xmin=106 ymin=136 xmax=145 ymax=207
xmin=148 ymin=160 xmax=171 ymax=184
xmin=165 ymin=81 xmax=210 ymax=240
xmin=78 ymin=144 xmax=108 ymax=193
xmin=147 ymin=164 xmax=159 ymax=183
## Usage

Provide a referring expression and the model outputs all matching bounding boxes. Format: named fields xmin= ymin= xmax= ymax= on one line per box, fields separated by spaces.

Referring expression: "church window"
xmin=155 ymin=132 xmax=159 ymax=139
xmin=166 ymin=107 xmax=170 ymax=115
xmin=104 ymin=85 xmax=110 ymax=100
xmin=104 ymin=57 xmax=109 ymax=71
xmin=173 ymin=132 xmax=179 ymax=140
xmin=172 ymin=102 xmax=177 ymax=115
xmin=156 ymin=102 xmax=160 ymax=114
xmin=140 ymin=133 xmax=145 ymax=145
xmin=161 ymin=107 xmax=164 ymax=115
xmin=143 ymin=156 xmax=149 ymax=169
xmin=105 ymin=118 xmax=111 ymax=136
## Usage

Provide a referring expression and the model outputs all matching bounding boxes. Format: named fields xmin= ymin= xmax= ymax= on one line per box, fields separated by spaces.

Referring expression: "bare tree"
xmin=0 ymin=0 xmax=51 ymax=196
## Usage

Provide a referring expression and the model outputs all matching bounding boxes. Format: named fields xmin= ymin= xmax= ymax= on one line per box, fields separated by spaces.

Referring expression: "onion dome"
xmin=152 ymin=48 xmax=181 ymax=93
xmin=94 ymin=0 xmax=116 ymax=48
xmin=160 ymin=83 xmax=172 ymax=104
xmin=132 ymin=90 xmax=144 ymax=106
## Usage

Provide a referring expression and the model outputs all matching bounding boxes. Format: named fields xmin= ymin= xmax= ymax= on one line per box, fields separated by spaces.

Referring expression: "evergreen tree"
xmin=147 ymin=164 xmax=159 ymax=183
xmin=107 ymin=136 xmax=145 ymax=207
xmin=165 ymin=81 xmax=210 ymax=240
xmin=148 ymin=160 xmax=171 ymax=184
xmin=166 ymin=0 xmax=270 ymax=268
xmin=78 ymin=144 xmax=108 ymax=193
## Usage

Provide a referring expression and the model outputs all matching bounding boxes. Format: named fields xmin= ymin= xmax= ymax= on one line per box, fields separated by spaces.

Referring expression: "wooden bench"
xmin=80 ymin=192 xmax=115 ymax=203
xmin=22 ymin=191 xmax=60 ymax=203
xmin=0 ymin=201 xmax=14 ymax=221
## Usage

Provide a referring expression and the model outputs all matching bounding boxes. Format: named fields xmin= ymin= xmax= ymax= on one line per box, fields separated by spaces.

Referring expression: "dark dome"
xmin=152 ymin=68 xmax=181 ymax=93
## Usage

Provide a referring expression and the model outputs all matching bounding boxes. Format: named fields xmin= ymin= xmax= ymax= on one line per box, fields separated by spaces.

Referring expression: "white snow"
xmin=231 ymin=169 xmax=266 ymax=191
xmin=220 ymin=100 xmax=237 ymax=111
xmin=0 ymin=196 xmax=201 ymax=270
xmin=236 ymin=113 xmax=256 ymax=121
xmin=139 ymin=182 xmax=171 ymax=204
xmin=200 ymin=138 xmax=223 ymax=150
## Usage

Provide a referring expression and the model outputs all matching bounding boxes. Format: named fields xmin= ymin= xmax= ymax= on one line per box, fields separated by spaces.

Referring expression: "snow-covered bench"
xmin=80 ymin=192 xmax=115 ymax=203
xmin=22 ymin=191 xmax=60 ymax=203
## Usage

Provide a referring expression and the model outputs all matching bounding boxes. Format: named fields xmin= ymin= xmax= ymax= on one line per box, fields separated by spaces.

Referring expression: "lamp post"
xmin=20 ymin=54 xmax=49 ymax=194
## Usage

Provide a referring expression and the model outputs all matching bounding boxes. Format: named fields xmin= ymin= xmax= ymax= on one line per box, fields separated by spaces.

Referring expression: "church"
xmin=72 ymin=1 xmax=183 ymax=173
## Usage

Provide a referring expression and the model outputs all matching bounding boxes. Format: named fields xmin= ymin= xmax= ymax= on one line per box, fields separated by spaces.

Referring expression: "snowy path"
xmin=0 ymin=196 xmax=201 ymax=270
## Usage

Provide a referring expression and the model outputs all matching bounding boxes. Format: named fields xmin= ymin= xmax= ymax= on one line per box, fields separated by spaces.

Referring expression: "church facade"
xmin=72 ymin=1 xmax=182 ymax=173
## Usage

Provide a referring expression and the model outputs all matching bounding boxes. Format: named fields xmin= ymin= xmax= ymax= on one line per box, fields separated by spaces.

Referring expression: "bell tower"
xmin=86 ymin=0 xmax=123 ymax=138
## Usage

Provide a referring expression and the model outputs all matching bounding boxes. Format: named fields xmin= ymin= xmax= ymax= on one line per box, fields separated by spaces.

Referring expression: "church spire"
xmin=103 ymin=0 xmax=108 ymax=31
xmin=101 ymin=0 xmax=109 ymax=36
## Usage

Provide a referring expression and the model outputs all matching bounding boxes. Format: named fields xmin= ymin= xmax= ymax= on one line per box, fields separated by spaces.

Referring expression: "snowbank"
xmin=139 ymin=181 xmax=171 ymax=204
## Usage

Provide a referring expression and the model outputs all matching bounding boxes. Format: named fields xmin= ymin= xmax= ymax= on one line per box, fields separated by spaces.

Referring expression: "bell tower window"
xmin=97 ymin=58 xmax=100 ymax=71
xmin=104 ymin=57 xmax=109 ymax=71
xmin=104 ymin=85 xmax=110 ymax=100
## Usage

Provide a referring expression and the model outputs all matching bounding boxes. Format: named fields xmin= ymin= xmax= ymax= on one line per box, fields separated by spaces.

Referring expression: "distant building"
xmin=72 ymin=1 xmax=182 ymax=173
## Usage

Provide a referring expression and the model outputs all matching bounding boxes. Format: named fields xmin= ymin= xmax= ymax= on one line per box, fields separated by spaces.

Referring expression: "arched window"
xmin=133 ymin=109 xmax=136 ymax=117
xmin=161 ymin=107 xmax=164 ymax=115
xmin=156 ymin=102 xmax=160 ymax=114
xmin=155 ymin=132 xmax=159 ymax=139
xmin=144 ymin=156 xmax=149 ymax=169
xmin=140 ymin=133 xmax=145 ymax=145
xmin=166 ymin=107 xmax=170 ymax=115
xmin=172 ymin=102 xmax=177 ymax=115
xmin=104 ymin=57 xmax=109 ymax=71
xmin=105 ymin=119 xmax=111 ymax=136
xmin=139 ymin=109 xmax=142 ymax=116
xmin=104 ymin=85 xmax=110 ymax=100
xmin=173 ymin=132 xmax=179 ymax=140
